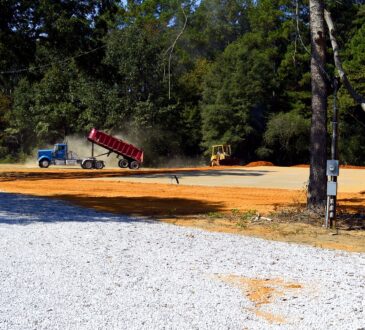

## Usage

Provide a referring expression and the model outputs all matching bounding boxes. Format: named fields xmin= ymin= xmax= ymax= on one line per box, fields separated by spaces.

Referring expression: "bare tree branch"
xmin=295 ymin=0 xmax=310 ymax=55
xmin=324 ymin=8 xmax=365 ymax=111
xmin=164 ymin=5 xmax=188 ymax=100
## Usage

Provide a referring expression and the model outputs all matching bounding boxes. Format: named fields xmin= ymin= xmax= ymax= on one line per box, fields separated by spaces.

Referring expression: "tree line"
xmin=0 ymin=0 xmax=364 ymax=169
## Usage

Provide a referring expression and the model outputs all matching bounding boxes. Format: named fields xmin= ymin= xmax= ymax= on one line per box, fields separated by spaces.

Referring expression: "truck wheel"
xmin=129 ymin=161 xmax=140 ymax=170
xmin=118 ymin=159 xmax=129 ymax=168
xmin=39 ymin=159 xmax=50 ymax=168
xmin=95 ymin=161 xmax=104 ymax=170
xmin=82 ymin=159 xmax=93 ymax=169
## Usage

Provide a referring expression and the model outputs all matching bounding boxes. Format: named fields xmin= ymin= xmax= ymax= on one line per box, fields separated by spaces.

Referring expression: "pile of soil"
xmin=244 ymin=161 xmax=274 ymax=167
xmin=292 ymin=164 xmax=365 ymax=169
xmin=340 ymin=164 xmax=365 ymax=169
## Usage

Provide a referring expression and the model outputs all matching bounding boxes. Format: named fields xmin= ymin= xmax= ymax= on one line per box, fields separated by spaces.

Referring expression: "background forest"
xmin=0 ymin=0 xmax=364 ymax=166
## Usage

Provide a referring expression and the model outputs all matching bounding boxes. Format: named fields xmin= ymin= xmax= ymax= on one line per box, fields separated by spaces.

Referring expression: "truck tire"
xmin=118 ymin=159 xmax=129 ymax=168
xmin=39 ymin=159 xmax=50 ymax=168
xmin=95 ymin=161 xmax=104 ymax=170
xmin=129 ymin=161 xmax=140 ymax=170
xmin=82 ymin=159 xmax=93 ymax=169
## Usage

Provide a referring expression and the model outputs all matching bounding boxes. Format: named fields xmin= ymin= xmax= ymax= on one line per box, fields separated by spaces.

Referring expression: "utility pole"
xmin=325 ymin=78 xmax=340 ymax=228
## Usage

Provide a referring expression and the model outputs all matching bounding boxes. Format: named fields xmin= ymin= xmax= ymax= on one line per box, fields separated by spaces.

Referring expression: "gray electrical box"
xmin=327 ymin=181 xmax=337 ymax=196
xmin=327 ymin=160 xmax=339 ymax=176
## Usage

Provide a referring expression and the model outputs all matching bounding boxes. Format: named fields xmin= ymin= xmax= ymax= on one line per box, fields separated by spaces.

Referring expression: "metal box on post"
xmin=327 ymin=181 xmax=337 ymax=196
xmin=326 ymin=160 xmax=339 ymax=177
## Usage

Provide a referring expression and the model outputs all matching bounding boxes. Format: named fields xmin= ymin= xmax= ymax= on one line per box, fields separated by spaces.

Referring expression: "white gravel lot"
xmin=0 ymin=192 xmax=364 ymax=330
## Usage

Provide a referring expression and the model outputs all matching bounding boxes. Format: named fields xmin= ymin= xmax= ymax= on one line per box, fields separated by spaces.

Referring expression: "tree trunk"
xmin=307 ymin=0 xmax=327 ymax=209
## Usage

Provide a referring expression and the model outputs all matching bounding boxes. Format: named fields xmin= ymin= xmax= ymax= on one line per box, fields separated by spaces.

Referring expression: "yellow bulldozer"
xmin=210 ymin=144 xmax=240 ymax=166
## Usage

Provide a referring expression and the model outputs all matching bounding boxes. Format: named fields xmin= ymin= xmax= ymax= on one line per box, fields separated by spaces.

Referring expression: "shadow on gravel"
xmin=0 ymin=192 xmax=223 ymax=225
xmin=0 ymin=192 xmax=150 ymax=225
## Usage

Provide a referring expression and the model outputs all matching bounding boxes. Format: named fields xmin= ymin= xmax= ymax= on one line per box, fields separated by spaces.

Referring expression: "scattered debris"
xmin=170 ymin=175 xmax=180 ymax=184
xmin=252 ymin=214 xmax=272 ymax=222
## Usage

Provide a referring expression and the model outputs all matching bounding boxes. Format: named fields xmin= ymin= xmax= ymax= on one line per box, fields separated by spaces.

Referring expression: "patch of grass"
xmin=207 ymin=211 xmax=224 ymax=219
xmin=167 ymin=207 xmax=177 ymax=215
xmin=229 ymin=209 xmax=258 ymax=228
xmin=205 ymin=209 xmax=259 ymax=228
xmin=270 ymin=206 xmax=324 ymax=225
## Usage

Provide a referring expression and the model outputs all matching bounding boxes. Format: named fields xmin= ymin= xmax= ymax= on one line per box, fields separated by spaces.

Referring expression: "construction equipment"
xmin=210 ymin=144 xmax=239 ymax=166
xmin=87 ymin=128 xmax=143 ymax=169
xmin=37 ymin=128 xmax=143 ymax=170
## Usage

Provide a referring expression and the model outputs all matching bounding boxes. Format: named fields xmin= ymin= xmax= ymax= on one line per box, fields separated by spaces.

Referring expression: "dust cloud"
xmin=27 ymin=129 xmax=206 ymax=169
xmin=65 ymin=135 xmax=119 ymax=167
xmin=112 ymin=128 xmax=206 ymax=168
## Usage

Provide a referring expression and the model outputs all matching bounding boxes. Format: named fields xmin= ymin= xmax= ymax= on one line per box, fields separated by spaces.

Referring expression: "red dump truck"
xmin=87 ymin=128 xmax=144 ymax=169
xmin=37 ymin=128 xmax=143 ymax=170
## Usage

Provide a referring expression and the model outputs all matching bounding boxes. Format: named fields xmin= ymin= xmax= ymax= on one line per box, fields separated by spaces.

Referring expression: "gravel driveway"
xmin=0 ymin=192 xmax=364 ymax=330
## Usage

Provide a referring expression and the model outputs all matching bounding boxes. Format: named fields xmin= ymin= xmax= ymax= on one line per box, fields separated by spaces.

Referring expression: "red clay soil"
xmin=244 ymin=161 xmax=274 ymax=167
xmin=0 ymin=166 xmax=363 ymax=217
xmin=0 ymin=166 xmax=364 ymax=252
xmin=292 ymin=164 xmax=365 ymax=169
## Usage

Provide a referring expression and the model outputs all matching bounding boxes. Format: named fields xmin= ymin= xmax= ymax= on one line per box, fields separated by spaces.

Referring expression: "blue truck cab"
xmin=37 ymin=141 xmax=104 ymax=169
xmin=38 ymin=143 xmax=68 ymax=168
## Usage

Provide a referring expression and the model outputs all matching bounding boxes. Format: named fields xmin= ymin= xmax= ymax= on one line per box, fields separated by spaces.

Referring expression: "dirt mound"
xmin=340 ymin=165 xmax=365 ymax=169
xmin=244 ymin=161 xmax=274 ymax=167
xmin=291 ymin=164 xmax=365 ymax=169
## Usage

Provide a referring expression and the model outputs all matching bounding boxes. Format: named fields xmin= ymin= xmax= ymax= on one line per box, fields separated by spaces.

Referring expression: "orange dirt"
xmin=244 ymin=161 xmax=274 ymax=167
xmin=0 ymin=175 xmax=300 ymax=216
xmin=0 ymin=166 xmax=364 ymax=252
xmin=340 ymin=164 xmax=365 ymax=169
xmin=217 ymin=275 xmax=302 ymax=324
xmin=292 ymin=164 xmax=365 ymax=169
xmin=0 ymin=166 xmax=301 ymax=216
xmin=0 ymin=168 xmax=363 ymax=216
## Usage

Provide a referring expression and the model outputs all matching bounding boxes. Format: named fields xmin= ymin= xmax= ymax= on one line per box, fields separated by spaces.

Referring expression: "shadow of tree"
xmin=56 ymin=194 xmax=224 ymax=218
xmin=0 ymin=167 xmax=270 ymax=182
xmin=338 ymin=196 xmax=365 ymax=214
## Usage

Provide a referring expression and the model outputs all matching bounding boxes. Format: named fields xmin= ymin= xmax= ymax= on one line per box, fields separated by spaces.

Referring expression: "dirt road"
xmin=0 ymin=165 xmax=364 ymax=216
xmin=86 ymin=166 xmax=365 ymax=193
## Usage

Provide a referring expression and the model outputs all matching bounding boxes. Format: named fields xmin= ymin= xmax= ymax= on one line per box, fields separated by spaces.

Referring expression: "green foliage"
xmin=0 ymin=0 xmax=364 ymax=166
xmin=336 ymin=12 xmax=365 ymax=165
xmin=104 ymin=25 xmax=165 ymax=105
xmin=184 ymin=0 xmax=251 ymax=60
xmin=201 ymin=0 xmax=289 ymax=160
xmin=263 ymin=111 xmax=310 ymax=164
xmin=232 ymin=209 xmax=257 ymax=228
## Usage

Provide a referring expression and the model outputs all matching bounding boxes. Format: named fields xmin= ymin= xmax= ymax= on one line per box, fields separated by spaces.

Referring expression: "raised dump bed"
xmin=87 ymin=128 xmax=144 ymax=169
